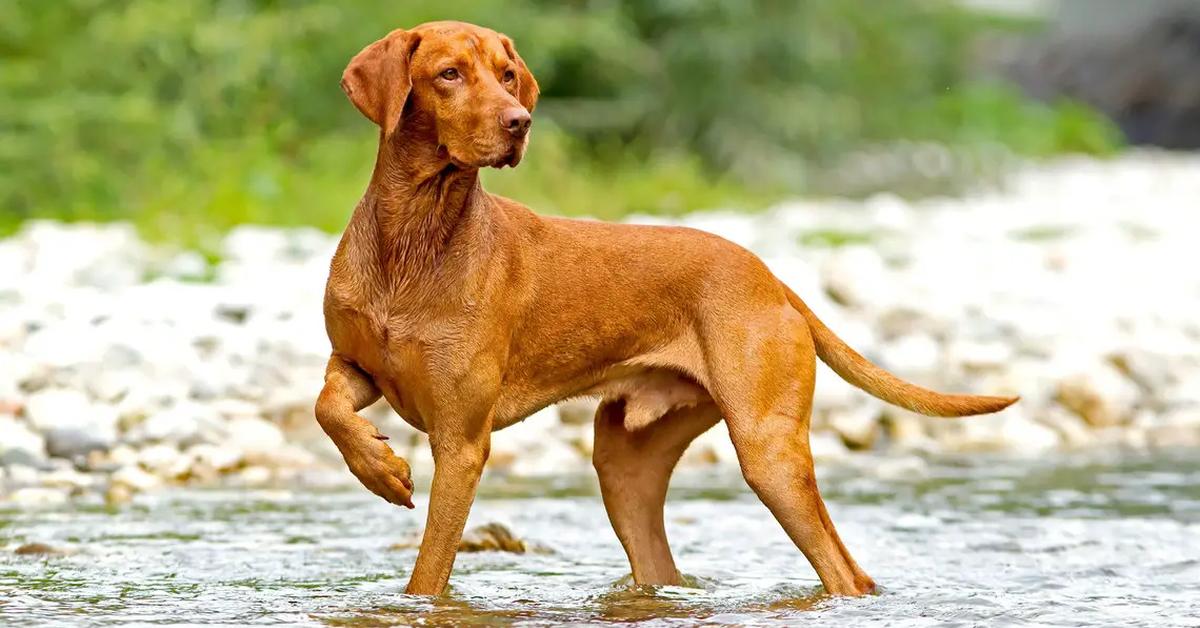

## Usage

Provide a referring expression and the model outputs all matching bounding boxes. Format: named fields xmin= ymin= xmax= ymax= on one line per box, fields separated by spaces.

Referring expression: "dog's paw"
xmin=345 ymin=438 xmax=415 ymax=509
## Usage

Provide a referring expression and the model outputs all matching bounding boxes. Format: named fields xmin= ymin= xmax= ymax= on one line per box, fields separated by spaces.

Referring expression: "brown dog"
xmin=316 ymin=21 xmax=1017 ymax=596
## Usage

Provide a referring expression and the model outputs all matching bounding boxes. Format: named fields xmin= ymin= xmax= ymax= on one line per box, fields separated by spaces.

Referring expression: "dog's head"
xmin=341 ymin=21 xmax=539 ymax=169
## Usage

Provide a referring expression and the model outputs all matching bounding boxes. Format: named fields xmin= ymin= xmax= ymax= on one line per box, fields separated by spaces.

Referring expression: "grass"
xmin=0 ymin=122 xmax=776 ymax=252
xmin=798 ymin=229 xmax=877 ymax=248
xmin=1009 ymin=225 xmax=1076 ymax=242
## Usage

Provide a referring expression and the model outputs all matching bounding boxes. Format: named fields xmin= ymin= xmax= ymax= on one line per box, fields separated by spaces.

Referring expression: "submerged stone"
xmin=391 ymin=522 xmax=551 ymax=555
xmin=14 ymin=542 xmax=64 ymax=556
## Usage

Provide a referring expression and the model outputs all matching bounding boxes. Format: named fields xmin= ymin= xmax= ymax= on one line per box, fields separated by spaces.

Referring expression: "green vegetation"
xmin=0 ymin=1 xmax=1122 ymax=245
xmin=798 ymin=229 xmax=876 ymax=248
xmin=1010 ymin=224 xmax=1076 ymax=242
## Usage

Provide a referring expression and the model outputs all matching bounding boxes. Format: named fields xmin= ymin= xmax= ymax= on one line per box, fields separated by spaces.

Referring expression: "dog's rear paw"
xmin=345 ymin=439 xmax=415 ymax=508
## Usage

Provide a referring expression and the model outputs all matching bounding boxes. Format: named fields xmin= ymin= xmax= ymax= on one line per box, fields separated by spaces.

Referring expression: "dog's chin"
xmin=482 ymin=140 xmax=529 ymax=169
xmin=477 ymin=145 xmax=526 ymax=169
xmin=499 ymin=147 xmax=525 ymax=168
xmin=446 ymin=142 xmax=527 ymax=170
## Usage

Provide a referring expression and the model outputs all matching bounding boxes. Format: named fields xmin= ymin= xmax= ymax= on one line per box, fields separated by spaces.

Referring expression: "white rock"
xmin=810 ymin=430 xmax=850 ymax=462
xmin=0 ymin=352 xmax=37 ymax=399
xmin=929 ymin=409 xmax=1058 ymax=454
xmin=0 ymin=415 xmax=47 ymax=467
xmin=1055 ymin=364 xmax=1141 ymax=427
xmin=235 ymin=465 xmax=273 ymax=485
xmin=690 ymin=421 xmax=739 ymax=466
xmin=18 ymin=221 xmax=147 ymax=290
xmin=39 ymin=467 xmax=96 ymax=490
xmin=262 ymin=444 xmax=317 ymax=469
xmin=131 ymin=401 xmax=225 ymax=446
xmin=225 ymin=416 xmax=287 ymax=464
xmin=6 ymin=486 xmax=70 ymax=506
xmin=137 ymin=444 xmax=182 ymax=477
xmin=23 ymin=389 xmax=119 ymax=449
xmin=555 ymin=397 xmax=598 ymax=426
xmin=947 ymin=339 xmax=1014 ymax=372
xmin=507 ymin=438 xmax=587 ymax=476
xmin=1159 ymin=371 xmax=1200 ymax=408
xmin=106 ymin=444 xmax=140 ymax=467
xmin=812 ymin=362 xmax=863 ymax=410
xmin=185 ymin=443 xmax=244 ymax=473
xmin=570 ymin=422 xmax=595 ymax=460
xmin=1108 ymin=347 xmax=1176 ymax=391
xmin=209 ymin=398 xmax=263 ymax=419
xmin=882 ymin=410 xmax=938 ymax=453
xmin=23 ymin=388 xmax=89 ymax=430
xmin=111 ymin=464 xmax=162 ymax=491
xmin=870 ymin=454 xmax=928 ymax=481
xmin=160 ymin=251 xmax=210 ymax=281
xmin=87 ymin=369 xmax=138 ymax=403
xmin=878 ymin=333 xmax=941 ymax=376
xmin=998 ymin=412 xmax=1061 ymax=453
xmin=5 ymin=463 xmax=42 ymax=486
xmin=1036 ymin=406 xmax=1095 ymax=448
xmin=45 ymin=427 xmax=112 ymax=459
xmin=1146 ymin=408 xmax=1200 ymax=448
xmin=820 ymin=246 xmax=897 ymax=310
xmin=827 ymin=404 xmax=882 ymax=450
xmin=490 ymin=406 xmax=587 ymax=476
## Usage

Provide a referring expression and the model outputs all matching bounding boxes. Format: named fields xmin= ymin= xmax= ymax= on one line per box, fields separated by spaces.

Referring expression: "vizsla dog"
xmin=316 ymin=21 xmax=1017 ymax=597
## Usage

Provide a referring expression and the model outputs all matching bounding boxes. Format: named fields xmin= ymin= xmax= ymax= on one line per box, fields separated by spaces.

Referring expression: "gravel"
xmin=2 ymin=152 xmax=1198 ymax=503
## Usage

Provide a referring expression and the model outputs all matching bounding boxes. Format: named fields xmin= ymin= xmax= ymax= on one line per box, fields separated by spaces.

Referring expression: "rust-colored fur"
xmin=315 ymin=21 xmax=1018 ymax=597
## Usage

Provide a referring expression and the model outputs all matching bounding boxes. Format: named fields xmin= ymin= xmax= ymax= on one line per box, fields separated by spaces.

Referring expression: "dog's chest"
xmin=327 ymin=299 xmax=429 ymax=405
xmin=326 ymin=291 xmax=484 ymax=427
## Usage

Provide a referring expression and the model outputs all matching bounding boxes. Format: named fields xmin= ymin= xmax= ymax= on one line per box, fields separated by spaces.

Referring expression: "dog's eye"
xmin=439 ymin=68 xmax=460 ymax=81
xmin=502 ymin=70 xmax=516 ymax=83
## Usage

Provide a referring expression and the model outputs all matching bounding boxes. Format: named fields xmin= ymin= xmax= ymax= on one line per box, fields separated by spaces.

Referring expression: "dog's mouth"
xmin=474 ymin=138 xmax=525 ymax=168
xmin=439 ymin=144 xmax=522 ymax=170
xmin=501 ymin=146 xmax=523 ymax=168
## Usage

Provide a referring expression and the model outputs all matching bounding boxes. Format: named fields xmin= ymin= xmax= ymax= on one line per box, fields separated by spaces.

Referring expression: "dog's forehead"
xmin=415 ymin=22 xmax=507 ymax=61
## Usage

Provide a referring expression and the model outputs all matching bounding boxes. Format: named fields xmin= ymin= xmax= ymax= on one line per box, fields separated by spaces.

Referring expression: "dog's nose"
xmin=500 ymin=107 xmax=532 ymax=138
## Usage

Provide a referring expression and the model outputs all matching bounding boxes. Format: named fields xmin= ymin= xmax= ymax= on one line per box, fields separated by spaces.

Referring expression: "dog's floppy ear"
xmin=341 ymin=29 xmax=421 ymax=137
xmin=501 ymin=35 xmax=539 ymax=113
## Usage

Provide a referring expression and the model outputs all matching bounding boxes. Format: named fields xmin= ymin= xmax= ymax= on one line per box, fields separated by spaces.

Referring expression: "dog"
xmin=316 ymin=20 xmax=1018 ymax=596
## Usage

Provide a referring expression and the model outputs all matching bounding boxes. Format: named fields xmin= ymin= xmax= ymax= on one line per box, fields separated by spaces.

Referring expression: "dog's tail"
xmin=784 ymin=285 xmax=1017 ymax=417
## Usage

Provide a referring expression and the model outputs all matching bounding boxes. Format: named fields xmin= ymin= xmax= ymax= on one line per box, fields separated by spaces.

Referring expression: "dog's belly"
xmin=493 ymin=365 xmax=712 ymax=433
xmin=583 ymin=368 xmax=712 ymax=430
xmin=489 ymin=365 xmax=710 ymax=434
xmin=493 ymin=326 xmax=714 ymax=431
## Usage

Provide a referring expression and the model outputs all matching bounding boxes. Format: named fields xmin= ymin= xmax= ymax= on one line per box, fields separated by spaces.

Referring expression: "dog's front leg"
xmin=315 ymin=354 xmax=415 ymax=508
xmin=405 ymin=417 xmax=492 ymax=595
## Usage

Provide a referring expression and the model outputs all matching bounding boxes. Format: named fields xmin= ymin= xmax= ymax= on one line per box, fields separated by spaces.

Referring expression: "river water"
xmin=3 ymin=451 xmax=1199 ymax=626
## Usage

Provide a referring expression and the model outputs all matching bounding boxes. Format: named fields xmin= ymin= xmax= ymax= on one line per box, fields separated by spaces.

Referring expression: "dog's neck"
xmin=348 ymin=131 xmax=489 ymax=281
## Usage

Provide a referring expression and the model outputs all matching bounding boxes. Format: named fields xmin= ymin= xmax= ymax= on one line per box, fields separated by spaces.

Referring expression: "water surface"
xmin=3 ymin=452 xmax=1199 ymax=626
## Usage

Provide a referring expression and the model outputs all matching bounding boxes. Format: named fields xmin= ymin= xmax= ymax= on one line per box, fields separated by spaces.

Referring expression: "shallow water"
xmin=3 ymin=452 xmax=1200 ymax=627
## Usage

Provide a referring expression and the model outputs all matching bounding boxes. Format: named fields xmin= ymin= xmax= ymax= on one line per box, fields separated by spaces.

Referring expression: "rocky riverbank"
xmin=2 ymin=152 xmax=1199 ymax=505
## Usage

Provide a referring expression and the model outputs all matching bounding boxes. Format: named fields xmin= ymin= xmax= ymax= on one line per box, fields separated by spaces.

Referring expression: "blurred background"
xmin=9 ymin=0 xmax=1200 ymax=246
xmin=3 ymin=1 xmax=1200 ymax=625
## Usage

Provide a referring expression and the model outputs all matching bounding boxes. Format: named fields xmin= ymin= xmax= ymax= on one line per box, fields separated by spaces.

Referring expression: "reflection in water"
xmin=2 ymin=451 xmax=1199 ymax=626
xmin=323 ymin=597 xmax=539 ymax=627
xmin=322 ymin=576 xmax=831 ymax=626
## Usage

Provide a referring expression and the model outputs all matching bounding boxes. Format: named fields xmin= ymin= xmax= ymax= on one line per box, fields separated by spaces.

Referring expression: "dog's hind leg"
xmin=709 ymin=309 xmax=876 ymax=596
xmin=727 ymin=410 xmax=875 ymax=595
xmin=592 ymin=399 xmax=720 ymax=585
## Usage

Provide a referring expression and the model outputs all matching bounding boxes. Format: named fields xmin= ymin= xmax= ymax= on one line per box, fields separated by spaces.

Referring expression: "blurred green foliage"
xmin=0 ymin=0 xmax=1121 ymax=245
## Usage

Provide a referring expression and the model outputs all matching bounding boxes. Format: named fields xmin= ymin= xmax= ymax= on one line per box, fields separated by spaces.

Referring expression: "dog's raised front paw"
xmin=345 ymin=438 xmax=415 ymax=509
